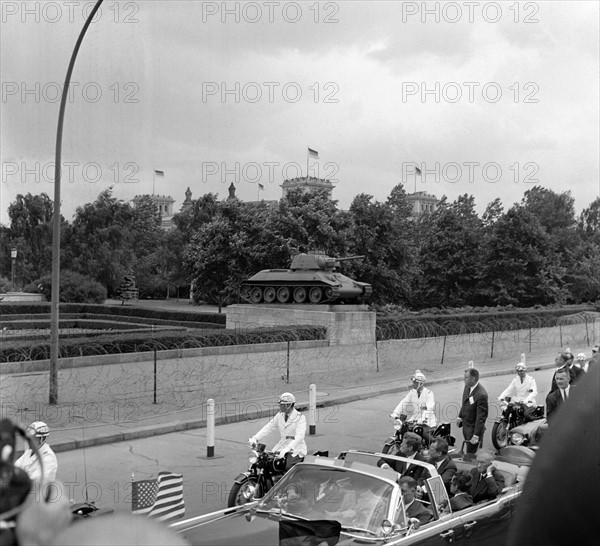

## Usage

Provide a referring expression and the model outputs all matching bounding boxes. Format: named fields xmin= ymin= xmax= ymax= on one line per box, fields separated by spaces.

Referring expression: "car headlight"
xmin=248 ymin=452 xmax=258 ymax=464
xmin=510 ymin=432 xmax=525 ymax=445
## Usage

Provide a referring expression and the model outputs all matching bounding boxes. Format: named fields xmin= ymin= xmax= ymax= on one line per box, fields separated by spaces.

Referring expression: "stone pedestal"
xmin=226 ymin=304 xmax=376 ymax=346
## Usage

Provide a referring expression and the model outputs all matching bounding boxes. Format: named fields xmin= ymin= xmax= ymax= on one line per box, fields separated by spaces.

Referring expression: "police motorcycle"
xmin=382 ymin=417 xmax=455 ymax=456
xmin=492 ymin=397 xmax=545 ymax=450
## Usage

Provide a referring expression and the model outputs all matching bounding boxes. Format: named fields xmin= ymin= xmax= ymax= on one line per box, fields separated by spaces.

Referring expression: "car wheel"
xmin=492 ymin=420 xmax=508 ymax=450
xmin=227 ymin=479 xmax=262 ymax=507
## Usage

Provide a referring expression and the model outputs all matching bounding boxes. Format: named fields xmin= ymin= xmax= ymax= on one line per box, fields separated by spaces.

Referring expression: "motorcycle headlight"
xmin=248 ymin=452 xmax=258 ymax=464
xmin=510 ymin=432 xmax=525 ymax=445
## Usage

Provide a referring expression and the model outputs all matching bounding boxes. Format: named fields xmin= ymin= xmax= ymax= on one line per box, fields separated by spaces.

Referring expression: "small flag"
xmin=132 ymin=471 xmax=185 ymax=522
xmin=308 ymin=148 xmax=319 ymax=159
xmin=414 ymin=165 xmax=422 ymax=175
xmin=258 ymin=183 xmax=265 ymax=191
xmin=154 ymin=170 xmax=165 ymax=177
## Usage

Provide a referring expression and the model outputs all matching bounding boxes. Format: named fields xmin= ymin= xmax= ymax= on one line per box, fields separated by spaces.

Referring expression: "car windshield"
xmin=258 ymin=466 xmax=395 ymax=534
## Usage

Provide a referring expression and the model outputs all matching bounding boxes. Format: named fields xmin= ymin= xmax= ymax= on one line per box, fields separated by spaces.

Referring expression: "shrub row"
xmin=0 ymin=303 xmax=226 ymax=325
xmin=0 ymin=325 xmax=327 ymax=362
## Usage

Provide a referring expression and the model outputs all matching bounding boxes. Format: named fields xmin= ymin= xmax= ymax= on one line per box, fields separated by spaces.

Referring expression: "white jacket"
xmin=252 ymin=408 xmax=307 ymax=457
xmin=15 ymin=443 xmax=58 ymax=487
xmin=391 ymin=387 xmax=437 ymax=427
xmin=498 ymin=374 xmax=538 ymax=406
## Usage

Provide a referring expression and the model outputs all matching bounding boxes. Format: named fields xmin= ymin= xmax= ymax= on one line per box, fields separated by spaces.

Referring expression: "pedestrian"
xmin=457 ymin=367 xmax=488 ymax=457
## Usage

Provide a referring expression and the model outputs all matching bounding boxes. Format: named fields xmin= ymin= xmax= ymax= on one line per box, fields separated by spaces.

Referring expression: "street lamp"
xmin=10 ymin=248 xmax=17 ymax=291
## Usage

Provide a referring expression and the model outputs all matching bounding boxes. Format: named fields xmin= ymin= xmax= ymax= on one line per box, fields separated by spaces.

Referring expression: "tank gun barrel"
xmin=335 ymin=255 xmax=366 ymax=262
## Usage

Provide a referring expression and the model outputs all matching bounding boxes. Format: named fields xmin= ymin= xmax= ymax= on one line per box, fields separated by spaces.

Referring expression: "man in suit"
xmin=378 ymin=432 xmax=427 ymax=482
xmin=399 ymin=476 xmax=433 ymax=529
xmin=469 ymin=451 xmax=504 ymax=503
xmin=550 ymin=351 xmax=583 ymax=392
xmin=546 ymin=367 xmax=572 ymax=421
xmin=457 ymin=367 xmax=489 ymax=456
xmin=426 ymin=438 xmax=457 ymax=494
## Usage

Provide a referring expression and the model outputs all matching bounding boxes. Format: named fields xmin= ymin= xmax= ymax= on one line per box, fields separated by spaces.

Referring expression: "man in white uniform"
xmin=15 ymin=421 xmax=58 ymax=488
xmin=390 ymin=370 xmax=437 ymax=427
xmin=498 ymin=362 xmax=538 ymax=406
xmin=250 ymin=392 xmax=307 ymax=468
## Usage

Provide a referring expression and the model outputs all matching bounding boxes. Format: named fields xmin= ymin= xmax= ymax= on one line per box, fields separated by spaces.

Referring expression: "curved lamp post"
xmin=49 ymin=0 xmax=105 ymax=404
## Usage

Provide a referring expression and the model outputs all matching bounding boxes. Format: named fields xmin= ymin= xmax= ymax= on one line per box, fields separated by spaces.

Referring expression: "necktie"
xmin=564 ymin=388 xmax=569 ymax=400
xmin=284 ymin=413 xmax=288 ymax=422
xmin=561 ymin=389 xmax=567 ymax=401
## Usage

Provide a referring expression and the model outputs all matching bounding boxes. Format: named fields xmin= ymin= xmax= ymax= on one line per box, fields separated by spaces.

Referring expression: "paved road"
xmin=51 ymin=368 xmax=555 ymax=519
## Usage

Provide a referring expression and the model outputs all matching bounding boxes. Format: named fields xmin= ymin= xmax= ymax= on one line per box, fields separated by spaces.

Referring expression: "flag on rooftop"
xmin=132 ymin=471 xmax=185 ymax=522
xmin=154 ymin=170 xmax=165 ymax=177
xmin=308 ymin=148 xmax=319 ymax=159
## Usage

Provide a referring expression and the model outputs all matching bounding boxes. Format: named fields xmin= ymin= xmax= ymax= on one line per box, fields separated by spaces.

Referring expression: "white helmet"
xmin=411 ymin=370 xmax=426 ymax=384
xmin=515 ymin=362 xmax=527 ymax=372
xmin=27 ymin=421 xmax=50 ymax=438
xmin=278 ymin=392 xmax=296 ymax=405
xmin=576 ymin=353 xmax=586 ymax=361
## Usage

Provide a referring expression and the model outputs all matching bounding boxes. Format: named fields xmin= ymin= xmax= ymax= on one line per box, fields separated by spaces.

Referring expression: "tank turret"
xmin=240 ymin=253 xmax=372 ymax=304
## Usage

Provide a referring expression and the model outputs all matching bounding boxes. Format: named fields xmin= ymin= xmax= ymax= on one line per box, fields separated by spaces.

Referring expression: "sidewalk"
xmin=43 ymin=350 xmax=557 ymax=453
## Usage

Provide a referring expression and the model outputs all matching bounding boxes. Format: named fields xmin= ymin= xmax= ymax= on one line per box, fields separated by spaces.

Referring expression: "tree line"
xmin=1 ymin=185 xmax=598 ymax=310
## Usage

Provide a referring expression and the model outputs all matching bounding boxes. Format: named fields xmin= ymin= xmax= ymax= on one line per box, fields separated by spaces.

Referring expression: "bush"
xmin=0 ymin=276 xmax=12 ymax=293
xmin=34 ymin=271 xmax=107 ymax=304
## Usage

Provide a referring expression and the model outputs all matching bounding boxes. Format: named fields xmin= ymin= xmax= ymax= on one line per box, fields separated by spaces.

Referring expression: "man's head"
xmin=475 ymin=451 xmax=495 ymax=474
xmin=411 ymin=370 xmax=426 ymax=391
xmin=400 ymin=432 xmax=422 ymax=456
xmin=278 ymin=392 xmax=296 ymax=415
xmin=428 ymin=438 xmax=449 ymax=463
xmin=554 ymin=368 xmax=570 ymax=390
xmin=399 ymin=476 xmax=418 ymax=503
xmin=555 ymin=351 xmax=574 ymax=368
xmin=576 ymin=353 xmax=586 ymax=365
xmin=463 ymin=368 xmax=479 ymax=387
xmin=515 ymin=362 xmax=527 ymax=379
xmin=26 ymin=421 xmax=49 ymax=447
xmin=450 ymin=471 xmax=471 ymax=494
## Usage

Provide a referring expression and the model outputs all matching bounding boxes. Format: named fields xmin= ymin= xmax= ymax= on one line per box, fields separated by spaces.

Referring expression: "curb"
xmin=51 ymin=363 xmax=557 ymax=453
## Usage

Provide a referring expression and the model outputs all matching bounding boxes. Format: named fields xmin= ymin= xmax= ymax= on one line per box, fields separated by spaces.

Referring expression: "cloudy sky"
xmin=1 ymin=0 xmax=598 ymax=225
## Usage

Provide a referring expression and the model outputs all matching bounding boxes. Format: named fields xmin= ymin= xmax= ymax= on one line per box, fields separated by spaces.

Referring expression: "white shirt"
xmin=253 ymin=408 xmax=307 ymax=456
xmin=15 ymin=443 xmax=58 ymax=487
xmin=392 ymin=387 xmax=437 ymax=427
xmin=498 ymin=374 xmax=538 ymax=406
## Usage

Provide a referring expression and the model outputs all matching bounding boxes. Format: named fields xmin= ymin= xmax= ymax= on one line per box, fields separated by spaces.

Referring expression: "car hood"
xmin=177 ymin=511 xmax=375 ymax=546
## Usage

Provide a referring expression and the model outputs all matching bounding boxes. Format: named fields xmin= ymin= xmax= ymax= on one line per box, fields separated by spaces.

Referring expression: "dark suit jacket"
xmin=546 ymin=385 xmax=575 ymax=421
xmin=458 ymin=383 xmax=489 ymax=439
xmin=423 ymin=457 xmax=457 ymax=493
xmin=406 ymin=499 xmax=433 ymax=525
xmin=469 ymin=467 xmax=505 ymax=503
xmin=378 ymin=452 xmax=428 ymax=481
xmin=450 ymin=492 xmax=474 ymax=511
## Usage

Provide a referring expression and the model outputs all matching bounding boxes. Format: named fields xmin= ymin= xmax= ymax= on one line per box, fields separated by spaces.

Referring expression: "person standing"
xmin=457 ymin=368 xmax=489 ymax=456
xmin=546 ymin=368 xmax=573 ymax=422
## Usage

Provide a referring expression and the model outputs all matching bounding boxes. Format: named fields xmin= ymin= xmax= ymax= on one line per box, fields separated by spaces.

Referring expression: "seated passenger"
xmin=449 ymin=471 xmax=474 ymax=511
xmin=378 ymin=432 xmax=427 ymax=482
xmin=469 ymin=451 xmax=505 ymax=503
xmin=399 ymin=476 xmax=433 ymax=529
xmin=425 ymin=438 xmax=457 ymax=494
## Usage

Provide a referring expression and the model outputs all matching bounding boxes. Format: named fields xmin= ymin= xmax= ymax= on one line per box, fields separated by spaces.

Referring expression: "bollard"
xmin=468 ymin=360 xmax=474 ymax=369
xmin=207 ymin=398 xmax=215 ymax=458
xmin=308 ymin=384 xmax=317 ymax=435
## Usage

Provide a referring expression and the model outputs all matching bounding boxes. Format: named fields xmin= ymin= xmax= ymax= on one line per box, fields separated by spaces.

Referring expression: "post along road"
xmin=48 ymin=369 xmax=555 ymax=519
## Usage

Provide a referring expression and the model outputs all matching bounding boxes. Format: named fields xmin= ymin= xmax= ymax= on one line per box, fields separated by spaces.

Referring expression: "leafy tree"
xmin=481 ymin=206 xmax=568 ymax=306
xmin=6 ymin=193 xmax=56 ymax=284
xmin=415 ymin=195 xmax=485 ymax=307
xmin=482 ymin=197 xmax=504 ymax=228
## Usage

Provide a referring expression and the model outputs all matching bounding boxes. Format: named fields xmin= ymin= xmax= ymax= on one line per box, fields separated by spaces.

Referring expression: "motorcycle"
xmin=491 ymin=397 xmax=545 ymax=450
xmin=381 ymin=418 xmax=455 ymax=456
xmin=228 ymin=443 xmax=289 ymax=507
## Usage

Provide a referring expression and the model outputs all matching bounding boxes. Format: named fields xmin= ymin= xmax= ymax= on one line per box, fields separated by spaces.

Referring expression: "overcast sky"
xmin=1 ymin=0 xmax=599 ymax=226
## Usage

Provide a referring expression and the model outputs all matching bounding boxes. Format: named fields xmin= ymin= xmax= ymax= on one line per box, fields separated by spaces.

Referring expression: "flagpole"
xmin=152 ymin=170 xmax=155 ymax=195
xmin=306 ymin=148 xmax=309 ymax=179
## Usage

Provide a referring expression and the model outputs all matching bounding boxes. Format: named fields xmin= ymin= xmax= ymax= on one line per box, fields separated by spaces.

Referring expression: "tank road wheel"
xmin=309 ymin=287 xmax=323 ymax=303
xmin=250 ymin=287 xmax=263 ymax=303
xmin=240 ymin=285 xmax=252 ymax=301
xmin=277 ymin=287 xmax=291 ymax=303
xmin=323 ymin=287 xmax=334 ymax=300
xmin=293 ymin=287 xmax=307 ymax=303
xmin=263 ymin=287 xmax=277 ymax=303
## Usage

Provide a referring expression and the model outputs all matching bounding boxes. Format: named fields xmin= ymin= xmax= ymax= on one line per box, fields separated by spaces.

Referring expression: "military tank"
xmin=239 ymin=253 xmax=372 ymax=304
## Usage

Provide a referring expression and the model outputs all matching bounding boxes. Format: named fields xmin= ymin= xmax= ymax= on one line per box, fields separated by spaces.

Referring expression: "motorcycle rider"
xmin=498 ymin=363 xmax=538 ymax=421
xmin=14 ymin=421 xmax=58 ymax=488
xmin=249 ymin=393 xmax=307 ymax=469
xmin=390 ymin=370 xmax=437 ymax=427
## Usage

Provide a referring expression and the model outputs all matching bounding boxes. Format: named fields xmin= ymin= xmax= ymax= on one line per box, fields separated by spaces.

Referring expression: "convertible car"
xmin=171 ymin=449 xmax=531 ymax=545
